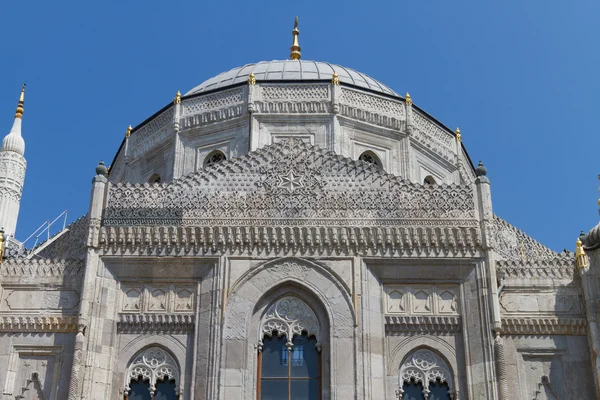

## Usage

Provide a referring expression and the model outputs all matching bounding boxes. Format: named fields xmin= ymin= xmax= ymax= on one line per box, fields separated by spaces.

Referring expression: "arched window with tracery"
xmin=397 ymin=349 xmax=456 ymax=400
xmin=124 ymin=347 xmax=181 ymax=400
xmin=257 ymin=296 xmax=322 ymax=400
xmin=203 ymin=150 xmax=227 ymax=167
xmin=359 ymin=151 xmax=382 ymax=168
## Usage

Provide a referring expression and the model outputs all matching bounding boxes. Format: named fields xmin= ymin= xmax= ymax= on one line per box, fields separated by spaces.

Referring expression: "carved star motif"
xmin=278 ymin=170 xmax=304 ymax=192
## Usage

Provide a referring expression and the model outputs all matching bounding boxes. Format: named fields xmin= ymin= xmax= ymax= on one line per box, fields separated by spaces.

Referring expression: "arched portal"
xmin=220 ymin=258 xmax=355 ymax=400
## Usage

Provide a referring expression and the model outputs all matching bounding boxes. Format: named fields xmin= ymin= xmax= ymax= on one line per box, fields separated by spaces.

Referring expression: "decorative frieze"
xmin=0 ymin=315 xmax=78 ymax=332
xmin=130 ymin=108 xmax=174 ymax=158
xmin=411 ymin=112 xmax=455 ymax=162
xmin=0 ymin=258 xmax=84 ymax=278
xmin=103 ymin=139 xmax=477 ymax=227
xmin=492 ymin=215 xmax=559 ymax=261
xmin=501 ymin=317 xmax=587 ymax=335
xmin=496 ymin=257 xmax=575 ymax=280
xmin=385 ymin=315 xmax=461 ymax=334
xmin=183 ymin=88 xmax=244 ymax=115
xmin=99 ymin=224 xmax=481 ymax=257
xmin=339 ymin=88 xmax=405 ymax=130
xmin=117 ymin=313 xmax=195 ymax=333
xmin=255 ymin=84 xmax=330 ymax=114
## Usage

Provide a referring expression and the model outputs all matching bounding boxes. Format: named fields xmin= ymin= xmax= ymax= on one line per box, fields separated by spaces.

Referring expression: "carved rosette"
xmin=398 ymin=349 xmax=457 ymax=399
xmin=124 ymin=347 xmax=181 ymax=397
xmin=259 ymin=296 xmax=320 ymax=350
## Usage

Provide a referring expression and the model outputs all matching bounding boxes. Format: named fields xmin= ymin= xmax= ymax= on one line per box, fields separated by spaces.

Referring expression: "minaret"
xmin=0 ymin=84 xmax=27 ymax=237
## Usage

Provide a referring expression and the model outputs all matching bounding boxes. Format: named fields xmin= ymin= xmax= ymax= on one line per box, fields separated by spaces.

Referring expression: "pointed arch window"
xmin=359 ymin=151 xmax=382 ymax=168
xmin=124 ymin=347 xmax=181 ymax=400
xmin=203 ymin=150 xmax=226 ymax=167
xmin=397 ymin=349 xmax=456 ymax=400
xmin=257 ymin=296 xmax=322 ymax=400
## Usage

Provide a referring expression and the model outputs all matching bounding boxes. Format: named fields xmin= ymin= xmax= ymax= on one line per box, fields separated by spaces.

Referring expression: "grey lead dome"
xmin=186 ymin=60 xmax=399 ymax=97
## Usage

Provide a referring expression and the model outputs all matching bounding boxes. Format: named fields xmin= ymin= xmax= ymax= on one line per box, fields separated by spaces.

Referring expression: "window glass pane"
xmin=429 ymin=380 xmax=450 ymax=400
xmin=154 ymin=379 xmax=178 ymax=400
xmin=290 ymin=334 xmax=319 ymax=378
xmin=290 ymin=379 xmax=319 ymax=400
xmin=262 ymin=335 xmax=289 ymax=378
xmin=129 ymin=378 xmax=151 ymax=400
xmin=402 ymin=380 xmax=424 ymax=400
xmin=260 ymin=379 xmax=289 ymax=400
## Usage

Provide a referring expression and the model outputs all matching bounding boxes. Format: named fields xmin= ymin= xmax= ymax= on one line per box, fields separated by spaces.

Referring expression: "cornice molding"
xmin=0 ymin=315 xmax=78 ymax=333
xmin=501 ymin=317 xmax=587 ymax=335
xmin=117 ymin=313 xmax=195 ymax=333
xmin=385 ymin=315 xmax=461 ymax=334
xmin=99 ymin=224 xmax=482 ymax=258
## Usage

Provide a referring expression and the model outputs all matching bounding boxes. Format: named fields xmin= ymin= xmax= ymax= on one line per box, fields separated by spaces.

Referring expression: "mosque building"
xmin=0 ymin=17 xmax=598 ymax=400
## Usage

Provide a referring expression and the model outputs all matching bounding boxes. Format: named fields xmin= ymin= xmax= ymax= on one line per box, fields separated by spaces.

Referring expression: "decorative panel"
xmin=384 ymin=285 xmax=459 ymax=316
xmin=1 ymin=288 xmax=79 ymax=312
xmin=120 ymin=283 xmax=196 ymax=314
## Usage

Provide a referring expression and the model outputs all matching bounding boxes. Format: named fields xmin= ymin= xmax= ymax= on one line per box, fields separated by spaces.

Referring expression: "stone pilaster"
xmin=579 ymin=251 xmax=600 ymax=398
xmin=474 ymin=163 xmax=503 ymax=399
xmin=67 ymin=167 xmax=107 ymax=400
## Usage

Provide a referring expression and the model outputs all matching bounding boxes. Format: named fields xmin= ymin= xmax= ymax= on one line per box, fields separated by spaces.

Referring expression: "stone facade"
xmin=0 ymin=60 xmax=597 ymax=400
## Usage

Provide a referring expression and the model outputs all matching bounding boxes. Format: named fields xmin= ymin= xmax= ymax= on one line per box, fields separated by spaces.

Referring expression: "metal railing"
xmin=21 ymin=210 xmax=68 ymax=249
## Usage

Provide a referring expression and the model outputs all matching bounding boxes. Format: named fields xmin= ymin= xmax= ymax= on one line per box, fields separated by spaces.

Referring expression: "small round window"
xmin=204 ymin=150 xmax=227 ymax=167
xmin=359 ymin=151 xmax=382 ymax=168
xmin=424 ymin=175 xmax=436 ymax=185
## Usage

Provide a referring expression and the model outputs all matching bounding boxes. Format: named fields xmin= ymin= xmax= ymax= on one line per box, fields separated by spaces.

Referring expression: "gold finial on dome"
xmin=455 ymin=127 xmax=462 ymax=143
xmin=405 ymin=92 xmax=412 ymax=106
xmin=332 ymin=72 xmax=339 ymax=85
xmin=125 ymin=125 xmax=132 ymax=138
xmin=248 ymin=73 xmax=256 ymax=85
xmin=576 ymin=237 xmax=589 ymax=270
xmin=290 ymin=16 xmax=301 ymax=60
xmin=174 ymin=90 xmax=181 ymax=105
xmin=14 ymin=84 xmax=26 ymax=119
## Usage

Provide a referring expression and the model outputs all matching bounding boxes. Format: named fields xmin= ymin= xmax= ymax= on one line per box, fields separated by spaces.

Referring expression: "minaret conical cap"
xmin=2 ymin=84 xmax=26 ymax=155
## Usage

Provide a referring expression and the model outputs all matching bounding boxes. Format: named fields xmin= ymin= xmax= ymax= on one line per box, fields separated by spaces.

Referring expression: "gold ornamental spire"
xmin=174 ymin=90 xmax=181 ymax=105
xmin=125 ymin=125 xmax=132 ymax=138
xmin=575 ymin=237 xmax=589 ymax=269
xmin=290 ymin=16 xmax=301 ymax=60
xmin=405 ymin=92 xmax=412 ymax=106
xmin=455 ymin=127 xmax=462 ymax=143
xmin=14 ymin=84 xmax=26 ymax=119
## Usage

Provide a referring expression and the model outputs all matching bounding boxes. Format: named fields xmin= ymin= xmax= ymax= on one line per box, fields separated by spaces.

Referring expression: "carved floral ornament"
xmin=397 ymin=349 xmax=457 ymax=399
xmin=124 ymin=347 xmax=181 ymax=397
xmin=258 ymin=296 xmax=321 ymax=352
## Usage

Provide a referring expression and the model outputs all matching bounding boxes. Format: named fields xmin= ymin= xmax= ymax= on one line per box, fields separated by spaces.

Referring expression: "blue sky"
xmin=0 ymin=1 xmax=598 ymax=252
